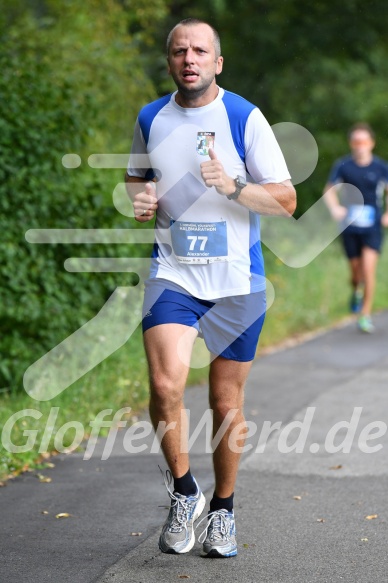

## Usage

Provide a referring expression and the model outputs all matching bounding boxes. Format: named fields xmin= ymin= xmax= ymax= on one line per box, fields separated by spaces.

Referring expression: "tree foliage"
xmin=0 ymin=0 xmax=166 ymax=390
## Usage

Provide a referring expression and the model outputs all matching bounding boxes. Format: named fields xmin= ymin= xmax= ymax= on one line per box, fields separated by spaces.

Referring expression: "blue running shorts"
xmin=342 ymin=222 xmax=383 ymax=259
xmin=141 ymin=278 xmax=266 ymax=362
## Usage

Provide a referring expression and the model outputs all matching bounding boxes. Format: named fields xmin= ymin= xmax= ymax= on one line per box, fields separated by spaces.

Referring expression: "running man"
xmin=324 ymin=123 xmax=388 ymax=333
xmin=126 ymin=18 xmax=296 ymax=557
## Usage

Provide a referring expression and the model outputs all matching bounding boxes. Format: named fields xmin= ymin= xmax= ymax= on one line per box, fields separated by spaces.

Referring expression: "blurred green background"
xmin=1 ymin=0 xmax=388 ymax=477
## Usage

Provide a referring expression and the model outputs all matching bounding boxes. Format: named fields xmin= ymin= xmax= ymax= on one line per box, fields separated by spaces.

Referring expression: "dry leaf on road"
xmin=55 ymin=513 xmax=71 ymax=519
xmin=365 ymin=514 xmax=378 ymax=520
xmin=37 ymin=474 xmax=52 ymax=483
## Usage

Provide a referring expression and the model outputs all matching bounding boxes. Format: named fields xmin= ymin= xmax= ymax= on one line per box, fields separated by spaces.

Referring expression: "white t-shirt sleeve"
xmin=244 ymin=108 xmax=291 ymax=184
xmin=126 ymin=119 xmax=152 ymax=178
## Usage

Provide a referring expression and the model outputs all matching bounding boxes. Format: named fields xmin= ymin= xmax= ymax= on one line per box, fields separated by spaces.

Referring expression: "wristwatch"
xmin=227 ymin=175 xmax=247 ymax=200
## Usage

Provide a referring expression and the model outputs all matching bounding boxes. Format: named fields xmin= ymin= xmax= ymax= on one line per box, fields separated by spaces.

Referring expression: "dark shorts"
xmin=341 ymin=222 xmax=383 ymax=259
xmin=142 ymin=278 xmax=266 ymax=362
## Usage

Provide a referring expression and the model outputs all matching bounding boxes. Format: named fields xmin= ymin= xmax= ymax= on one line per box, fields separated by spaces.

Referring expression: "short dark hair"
xmin=348 ymin=122 xmax=375 ymax=141
xmin=166 ymin=18 xmax=221 ymax=59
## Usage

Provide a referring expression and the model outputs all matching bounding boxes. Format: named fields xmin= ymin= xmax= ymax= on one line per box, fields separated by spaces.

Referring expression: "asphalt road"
xmin=1 ymin=312 xmax=388 ymax=583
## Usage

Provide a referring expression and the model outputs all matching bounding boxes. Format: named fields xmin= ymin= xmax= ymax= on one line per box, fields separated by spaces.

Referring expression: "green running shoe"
xmin=358 ymin=315 xmax=375 ymax=334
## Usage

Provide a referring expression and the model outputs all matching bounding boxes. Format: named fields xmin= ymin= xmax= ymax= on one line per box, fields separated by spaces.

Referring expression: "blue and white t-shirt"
xmin=127 ymin=87 xmax=290 ymax=300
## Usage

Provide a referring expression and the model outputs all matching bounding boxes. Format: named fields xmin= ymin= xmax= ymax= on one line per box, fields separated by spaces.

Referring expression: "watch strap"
xmin=227 ymin=176 xmax=246 ymax=200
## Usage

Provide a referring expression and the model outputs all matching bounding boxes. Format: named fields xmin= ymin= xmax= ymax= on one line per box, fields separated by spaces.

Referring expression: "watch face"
xmin=227 ymin=175 xmax=247 ymax=200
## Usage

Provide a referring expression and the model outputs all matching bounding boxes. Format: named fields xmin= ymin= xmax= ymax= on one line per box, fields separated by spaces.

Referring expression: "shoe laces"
xmin=159 ymin=467 xmax=192 ymax=533
xmin=196 ymin=509 xmax=231 ymax=544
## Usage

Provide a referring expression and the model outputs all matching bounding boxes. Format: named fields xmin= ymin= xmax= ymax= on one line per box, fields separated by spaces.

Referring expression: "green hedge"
xmin=0 ymin=12 xmax=142 ymax=390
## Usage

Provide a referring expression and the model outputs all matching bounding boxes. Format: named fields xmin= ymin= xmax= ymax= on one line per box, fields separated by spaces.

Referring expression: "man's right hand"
xmin=329 ymin=205 xmax=347 ymax=222
xmin=133 ymin=183 xmax=158 ymax=222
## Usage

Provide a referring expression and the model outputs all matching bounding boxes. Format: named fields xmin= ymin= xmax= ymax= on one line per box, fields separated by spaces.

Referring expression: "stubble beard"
xmin=173 ymin=73 xmax=216 ymax=103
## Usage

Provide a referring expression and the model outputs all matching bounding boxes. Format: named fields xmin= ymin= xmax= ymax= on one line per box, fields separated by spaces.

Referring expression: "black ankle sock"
xmin=173 ymin=469 xmax=197 ymax=496
xmin=210 ymin=491 xmax=234 ymax=513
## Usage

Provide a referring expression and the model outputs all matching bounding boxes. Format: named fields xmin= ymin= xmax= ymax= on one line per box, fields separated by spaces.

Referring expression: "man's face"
xmin=167 ymin=24 xmax=223 ymax=100
xmin=349 ymin=129 xmax=375 ymax=157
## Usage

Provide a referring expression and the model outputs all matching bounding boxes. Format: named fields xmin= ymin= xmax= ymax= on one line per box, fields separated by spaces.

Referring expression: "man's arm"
xmin=382 ymin=184 xmax=388 ymax=227
xmin=200 ymin=149 xmax=296 ymax=216
xmin=125 ymin=173 xmax=158 ymax=223
xmin=323 ymin=182 xmax=348 ymax=221
xmin=228 ymin=179 xmax=296 ymax=216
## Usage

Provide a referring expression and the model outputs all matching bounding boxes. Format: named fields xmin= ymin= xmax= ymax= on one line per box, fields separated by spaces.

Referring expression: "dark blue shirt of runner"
xmin=329 ymin=155 xmax=388 ymax=210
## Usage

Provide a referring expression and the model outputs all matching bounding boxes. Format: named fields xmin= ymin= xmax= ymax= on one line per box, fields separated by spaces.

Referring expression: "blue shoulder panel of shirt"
xmin=221 ymin=90 xmax=257 ymax=165
xmin=138 ymin=93 xmax=172 ymax=146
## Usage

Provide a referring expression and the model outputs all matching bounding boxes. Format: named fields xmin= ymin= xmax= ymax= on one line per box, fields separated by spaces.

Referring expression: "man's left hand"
xmin=200 ymin=148 xmax=235 ymax=196
xmin=381 ymin=212 xmax=388 ymax=228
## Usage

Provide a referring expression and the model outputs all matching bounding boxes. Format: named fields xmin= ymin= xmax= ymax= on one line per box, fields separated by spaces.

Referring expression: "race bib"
xmin=170 ymin=220 xmax=228 ymax=264
xmin=347 ymin=205 xmax=376 ymax=228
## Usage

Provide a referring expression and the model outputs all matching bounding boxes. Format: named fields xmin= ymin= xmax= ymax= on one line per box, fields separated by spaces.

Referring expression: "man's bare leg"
xmin=209 ymin=356 xmax=253 ymax=498
xmin=196 ymin=356 xmax=252 ymax=557
xmin=145 ymin=323 xmax=208 ymax=555
xmin=349 ymin=257 xmax=363 ymax=290
xmin=360 ymin=246 xmax=379 ymax=316
xmin=144 ymin=323 xmax=197 ymax=478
